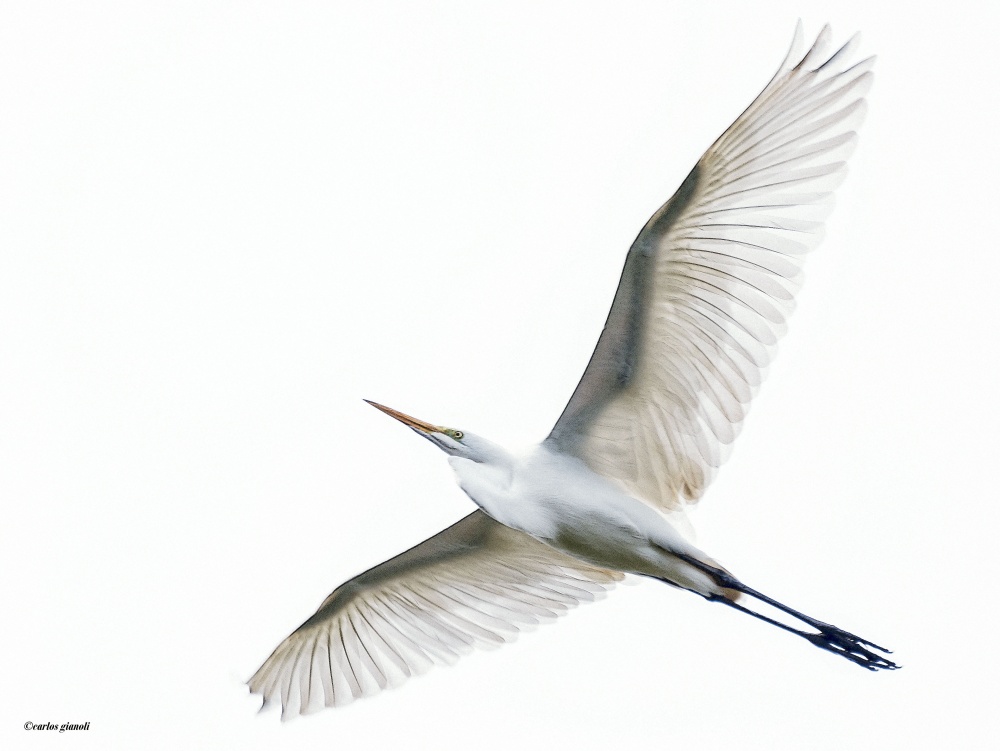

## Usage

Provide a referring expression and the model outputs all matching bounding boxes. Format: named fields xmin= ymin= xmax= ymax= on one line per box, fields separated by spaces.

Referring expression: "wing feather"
xmin=547 ymin=25 xmax=873 ymax=510
xmin=248 ymin=511 xmax=622 ymax=717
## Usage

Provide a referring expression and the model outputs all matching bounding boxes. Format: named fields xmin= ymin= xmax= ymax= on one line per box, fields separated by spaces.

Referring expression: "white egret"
xmin=249 ymin=23 xmax=896 ymax=718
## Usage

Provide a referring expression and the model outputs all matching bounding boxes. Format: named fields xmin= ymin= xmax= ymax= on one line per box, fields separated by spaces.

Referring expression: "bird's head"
xmin=365 ymin=400 xmax=495 ymax=463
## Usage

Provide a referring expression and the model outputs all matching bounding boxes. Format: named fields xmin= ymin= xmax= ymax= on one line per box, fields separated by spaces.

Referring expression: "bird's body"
xmin=451 ymin=442 xmax=723 ymax=597
xmin=249 ymin=23 xmax=898 ymax=719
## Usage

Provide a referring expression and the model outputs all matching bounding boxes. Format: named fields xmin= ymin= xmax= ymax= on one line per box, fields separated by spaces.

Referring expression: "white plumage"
xmin=250 ymin=509 xmax=623 ymax=713
xmin=547 ymin=23 xmax=872 ymax=508
xmin=249 ymin=24 xmax=895 ymax=720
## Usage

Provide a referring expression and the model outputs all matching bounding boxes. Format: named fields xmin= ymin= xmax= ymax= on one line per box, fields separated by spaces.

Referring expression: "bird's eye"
xmin=454 ymin=431 xmax=464 ymax=440
xmin=444 ymin=428 xmax=464 ymax=440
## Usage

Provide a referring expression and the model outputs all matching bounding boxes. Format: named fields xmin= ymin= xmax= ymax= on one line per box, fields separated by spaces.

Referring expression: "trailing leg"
xmin=707 ymin=594 xmax=899 ymax=671
xmin=672 ymin=553 xmax=900 ymax=671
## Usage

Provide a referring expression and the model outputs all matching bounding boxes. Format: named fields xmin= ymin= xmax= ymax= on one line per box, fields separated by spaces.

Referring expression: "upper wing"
xmin=546 ymin=24 xmax=873 ymax=511
xmin=248 ymin=510 xmax=622 ymax=718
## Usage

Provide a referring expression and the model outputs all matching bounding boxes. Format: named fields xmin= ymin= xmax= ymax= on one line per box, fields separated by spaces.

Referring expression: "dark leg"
xmin=674 ymin=553 xmax=900 ymax=671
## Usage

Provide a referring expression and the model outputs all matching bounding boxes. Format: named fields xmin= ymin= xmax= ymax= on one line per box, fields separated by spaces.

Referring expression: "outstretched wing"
xmin=546 ymin=24 xmax=873 ymax=511
xmin=248 ymin=511 xmax=622 ymax=718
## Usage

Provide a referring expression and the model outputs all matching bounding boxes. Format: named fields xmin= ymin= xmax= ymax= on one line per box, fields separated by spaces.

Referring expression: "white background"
xmin=2 ymin=2 xmax=997 ymax=749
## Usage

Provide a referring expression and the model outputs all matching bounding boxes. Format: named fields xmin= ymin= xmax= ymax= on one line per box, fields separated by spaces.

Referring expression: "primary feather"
xmin=249 ymin=511 xmax=622 ymax=717
xmin=547 ymin=23 xmax=873 ymax=509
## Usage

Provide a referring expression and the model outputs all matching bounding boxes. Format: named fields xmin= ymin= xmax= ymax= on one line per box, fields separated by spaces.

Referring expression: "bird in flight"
xmin=249 ymin=23 xmax=896 ymax=718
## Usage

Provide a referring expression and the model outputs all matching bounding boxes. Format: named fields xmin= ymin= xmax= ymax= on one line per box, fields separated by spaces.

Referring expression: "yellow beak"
xmin=364 ymin=400 xmax=440 ymax=434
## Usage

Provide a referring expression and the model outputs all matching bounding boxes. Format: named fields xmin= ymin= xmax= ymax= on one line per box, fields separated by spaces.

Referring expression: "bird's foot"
xmin=682 ymin=553 xmax=901 ymax=671
xmin=804 ymin=625 xmax=900 ymax=671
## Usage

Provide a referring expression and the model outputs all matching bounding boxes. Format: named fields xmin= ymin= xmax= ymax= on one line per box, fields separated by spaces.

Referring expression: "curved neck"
xmin=447 ymin=442 xmax=516 ymax=524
